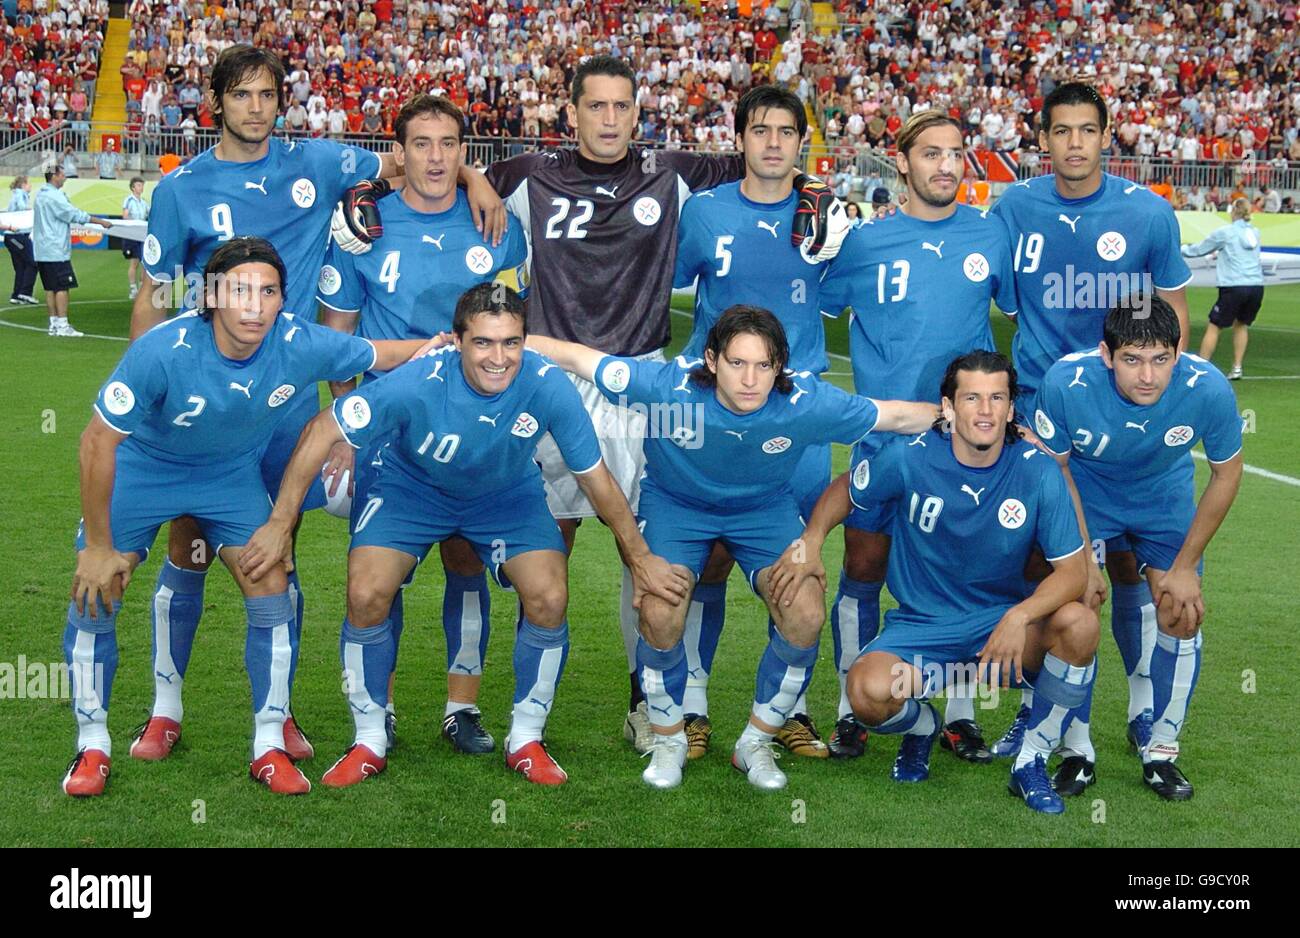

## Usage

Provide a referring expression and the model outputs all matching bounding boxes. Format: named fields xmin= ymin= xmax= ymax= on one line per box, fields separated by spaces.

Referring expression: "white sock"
xmin=792 ymin=691 xmax=808 ymax=718
xmin=1059 ymin=718 xmax=1096 ymax=761
xmin=739 ymin=721 xmax=773 ymax=746
xmin=445 ymin=700 xmax=474 ymax=717
xmin=682 ymin=599 xmax=709 ymax=716
xmin=618 ymin=566 xmax=639 ymax=673
xmin=944 ymin=692 xmax=976 ymax=724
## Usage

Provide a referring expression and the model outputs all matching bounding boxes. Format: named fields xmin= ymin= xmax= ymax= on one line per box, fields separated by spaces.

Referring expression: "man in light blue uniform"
xmin=121 ymin=176 xmax=150 ymax=300
xmin=3 ymin=175 xmax=38 ymax=304
xmin=772 ymin=350 xmax=1099 ymax=814
xmin=33 ymin=164 xmax=115 ymax=336
xmin=527 ymin=306 xmax=938 ymax=790
xmin=1184 ymin=197 xmax=1265 ymax=380
xmin=316 ymin=94 xmax=530 ymax=755
xmin=241 ymin=284 xmax=685 ymax=788
xmin=816 ymin=110 xmax=1020 ymax=760
xmin=988 ymin=82 xmax=1195 ymax=760
xmin=125 ymin=45 xmax=399 ymax=763
xmin=61 ymin=238 xmax=432 ymax=797
xmin=670 ymin=85 xmax=848 ymax=760
xmin=1034 ymin=299 xmax=1243 ymax=800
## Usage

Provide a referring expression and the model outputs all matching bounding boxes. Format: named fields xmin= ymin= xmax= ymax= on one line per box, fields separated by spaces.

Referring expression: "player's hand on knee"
xmin=792 ymin=173 xmax=850 ymax=262
xmin=629 ymin=554 xmax=691 ymax=609
xmin=1153 ymin=567 xmax=1203 ymax=633
xmin=331 ymin=178 xmax=392 ymax=254
xmin=978 ymin=607 xmax=1029 ymax=688
xmin=72 ymin=547 xmax=132 ymax=618
xmin=322 ymin=441 xmax=356 ymax=498
xmin=239 ymin=519 xmax=295 ymax=582
xmin=768 ymin=538 xmax=826 ymax=609
xmin=1084 ymin=560 xmax=1109 ymax=611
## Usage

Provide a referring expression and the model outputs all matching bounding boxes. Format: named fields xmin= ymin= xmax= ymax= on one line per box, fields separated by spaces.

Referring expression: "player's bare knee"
xmin=1052 ymin=601 xmax=1100 ymax=661
xmin=520 ymin=584 xmax=567 ymax=629
xmin=847 ymin=661 xmax=898 ymax=725
xmin=638 ymin=602 xmax=683 ymax=651
xmin=776 ymin=582 xmax=826 ymax=648
xmin=347 ymin=583 xmax=396 ymax=628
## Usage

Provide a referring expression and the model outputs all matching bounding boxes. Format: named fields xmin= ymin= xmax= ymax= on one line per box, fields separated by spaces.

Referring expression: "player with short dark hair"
xmin=526 ymin=306 xmax=938 ymax=790
xmin=1033 ymin=298 xmax=1243 ymax=799
xmin=61 ymin=239 xmax=436 ymax=796
xmin=241 ymin=285 xmax=688 ymax=787
xmin=771 ymin=351 xmax=1100 ymax=814
xmin=316 ymin=93 xmax=530 ymax=755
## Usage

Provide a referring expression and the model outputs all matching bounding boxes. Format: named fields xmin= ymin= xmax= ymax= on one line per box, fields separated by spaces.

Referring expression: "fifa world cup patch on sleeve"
xmin=1034 ymin=409 xmax=1055 ymax=440
xmin=103 ymin=381 xmax=135 ymax=415
xmin=318 ymin=264 xmax=342 ymax=296
xmin=601 ymin=360 xmax=631 ymax=393
xmin=341 ymin=396 xmax=371 ymax=430
xmin=143 ymin=234 xmax=162 ymax=266
xmin=852 ymin=458 xmax=870 ymax=490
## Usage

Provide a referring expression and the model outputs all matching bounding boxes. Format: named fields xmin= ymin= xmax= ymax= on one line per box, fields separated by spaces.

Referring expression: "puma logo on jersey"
xmin=244 ymin=176 xmax=268 ymax=195
xmin=1126 ymin=420 xmax=1149 ymax=433
xmin=921 ymin=241 xmax=944 ymax=258
xmin=427 ymin=360 xmax=445 ymax=382
xmin=478 ymin=413 xmax=501 ymax=426
xmin=1069 ymin=367 xmax=1088 ymax=388
xmin=1187 ymin=366 xmax=1208 ymax=388
xmin=788 ymin=383 xmax=808 ymax=405
xmin=1124 ymin=182 xmax=1143 ymax=195
xmin=537 ymin=361 xmax=557 ymax=377
xmin=757 ymin=220 xmax=780 ymax=238
xmin=1058 ymin=214 xmax=1081 ymax=233
xmin=960 ymin=484 xmax=985 ymax=505
xmin=172 ymin=328 xmax=191 ymax=349
xmin=723 ymin=429 xmax=747 ymax=441
xmin=229 ymin=380 xmax=253 ymax=398
xmin=595 ymin=184 xmax=620 ymax=198
xmin=284 ymin=324 xmax=301 ymax=343
xmin=908 ymin=433 xmax=927 ymax=447
xmin=673 ymin=374 xmax=692 ymax=394
xmin=422 ymin=234 xmax=445 ymax=250
xmin=173 ymin=165 xmax=192 ymax=177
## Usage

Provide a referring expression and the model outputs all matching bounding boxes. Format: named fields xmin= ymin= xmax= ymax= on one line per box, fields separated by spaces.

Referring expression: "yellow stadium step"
xmin=811 ymin=2 xmax=838 ymax=35
xmin=89 ymin=18 xmax=133 ymax=150
xmin=804 ymin=103 xmax=827 ymax=174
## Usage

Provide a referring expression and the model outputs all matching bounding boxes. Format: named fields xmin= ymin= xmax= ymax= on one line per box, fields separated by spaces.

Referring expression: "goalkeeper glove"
xmin=791 ymin=172 xmax=851 ymax=263
xmin=330 ymin=178 xmax=392 ymax=255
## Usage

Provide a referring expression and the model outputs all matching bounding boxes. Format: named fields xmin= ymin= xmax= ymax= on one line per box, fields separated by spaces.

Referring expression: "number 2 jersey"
xmin=849 ymin=429 xmax=1084 ymax=630
xmin=332 ymin=347 xmax=602 ymax=497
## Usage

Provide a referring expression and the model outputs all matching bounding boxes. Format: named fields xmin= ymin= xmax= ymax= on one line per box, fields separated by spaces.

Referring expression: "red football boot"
xmin=505 ymin=739 xmax=568 ymax=786
xmin=321 ymin=744 xmax=387 ymax=788
xmin=130 ymin=716 xmax=181 ymax=761
xmin=282 ymin=714 xmax=314 ymax=762
xmin=249 ymin=748 xmax=311 ymax=795
xmin=62 ymin=749 xmax=111 ymax=797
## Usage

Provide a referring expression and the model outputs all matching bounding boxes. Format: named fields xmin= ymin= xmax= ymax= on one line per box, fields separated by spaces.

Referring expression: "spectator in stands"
xmin=60 ymin=146 xmax=79 ymax=179
xmin=96 ymin=140 xmax=123 ymax=180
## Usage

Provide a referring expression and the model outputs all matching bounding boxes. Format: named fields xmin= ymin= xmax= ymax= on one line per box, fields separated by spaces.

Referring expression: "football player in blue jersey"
xmin=670 ymin=85 xmax=849 ymax=762
xmin=526 ymin=306 xmax=939 ymax=790
xmin=1033 ymin=299 xmax=1243 ymax=800
xmin=240 ymin=284 xmax=689 ymax=787
xmin=813 ymin=110 xmax=1019 ymax=762
xmin=771 ymin=351 xmax=1100 ymax=814
xmin=989 ymin=82 xmax=1196 ymax=762
xmin=61 ymin=238 xmax=438 ymax=796
xmin=316 ymin=94 xmax=531 ymax=757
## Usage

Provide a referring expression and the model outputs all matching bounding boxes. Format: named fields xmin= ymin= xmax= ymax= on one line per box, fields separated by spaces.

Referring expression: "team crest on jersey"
xmin=291 ymin=178 xmax=316 ymax=208
xmin=1164 ymin=425 xmax=1194 ymax=447
xmin=143 ymin=234 xmax=162 ymax=266
xmin=318 ymin=264 xmax=342 ymax=296
xmin=1034 ymin=409 xmax=1055 ymax=440
xmin=465 ymin=245 xmax=493 ymax=275
xmin=632 ymin=196 xmax=661 ymax=226
xmin=103 ymin=381 xmax=134 ymax=415
xmin=267 ymin=384 xmax=296 ymax=408
xmin=852 ymin=458 xmax=870 ymax=490
xmin=511 ymin=412 xmax=539 ymax=438
xmin=998 ymin=498 xmax=1027 ymax=529
xmin=1096 ymin=231 xmax=1126 ymax=261
xmin=342 ymin=396 xmax=371 ymax=429
xmin=601 ymin=360 xmax=631 ymax=393
xmin=962 ymin=253 xmax=990 ymax=282
xmin=762 ymin=436 xmax=792 ymax=454
xmin=669 ymin=426 xmax=696 ymax=447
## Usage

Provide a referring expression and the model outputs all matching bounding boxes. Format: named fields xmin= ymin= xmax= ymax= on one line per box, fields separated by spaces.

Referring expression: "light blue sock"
xmin=868 ymin=697 xmax=937 ymax=737
xmin=682 ymin=579 xmax=726 ymax=715
xmin=509 ymin=617 xmax=569 ymax=751
xmin=244 ymin=592 xmax=294 ymax=758
xmin=1111 ymin=580 xmax=1157 ymax=720
xmin=751 ymin=629 xmax=818 ymax=731
xmin=286 ymin=568 xmax=305 ymax=690
xmin=1016 ymin=654 xmax=1096 ymax=769
xmin=65 ymin=599 xmax=120 ymax=755
xmin=444 ymin=570 xmax=491 ymax=678
xmin=831 ymin=574 xmax=883 ymax=719
xmin=341 ymin=617 xmax=395 ymax=754
xmin=1147 ymin=630 xmax=1202 ymax=762
xmin=150 ymin=560 xmax=205 ymax=721
xmin=638 ymin=638 xmax=687 ymax=730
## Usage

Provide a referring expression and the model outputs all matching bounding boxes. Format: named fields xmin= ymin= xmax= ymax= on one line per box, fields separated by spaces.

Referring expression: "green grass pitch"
xmin=1 ymin=253 xmax=1297 ymax=847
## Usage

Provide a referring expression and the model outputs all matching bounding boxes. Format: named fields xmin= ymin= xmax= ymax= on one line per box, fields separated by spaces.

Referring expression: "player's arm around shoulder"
xmin=524 ymin=334 xmax=606 ymax=383
xmin=868 ymin=394 xmax=942 ymax=435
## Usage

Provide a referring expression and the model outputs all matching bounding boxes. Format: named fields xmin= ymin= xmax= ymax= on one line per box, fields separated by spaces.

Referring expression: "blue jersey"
xmin=1034 ymin=350 xmax=1243 ymax=520
xmin=316 ymin=189 xmax=530 ymax=372
xmin=592 ymin=354 xmax=879 ymax=510
xmin=991 ymin=174 xmax=1192 ymax=395
xmin=849 ymin=430 xmax=1084 ymax=628
xmin=821 ymin=206 xmax=1018 ymax=402
xmin=95 ymin=312 xmax=376 ymax=465
xmin=674 ymin=182 xmax=835 ymax=374
xmin=333 ymin=348 xmax=601 ymax=498
xmin=143 ymin=137 xmax=381 ymax=319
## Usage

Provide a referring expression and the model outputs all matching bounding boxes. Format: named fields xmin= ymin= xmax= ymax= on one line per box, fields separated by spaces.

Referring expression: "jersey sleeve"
xmin=1179 ymin=227 xmax=1227 ymax=258
xmin=331 ymin=363 xmax=414 ymax=450
xmin=672 ymin=194 xmax=711 ymax=288
xmin=847 ymin=435 xmax=904 ymax=510
xmin=93 ymin=339 xmax=167 ymax=435
xmin=1147 ymin=201 xmax=1193 ymax=290
xmin=1032 ymin=368 xmax=1073 ymax=456
xmin=295 ymin=318 xmax=376 ymax=381
xmin=1198 ymin=373 xmax=1244 ymax=464
xmin=316 ymin=239 xmax=362 ymax=313
xmin=484 ymin=151 xmax=548 ymax=199
xmin=813 ymin=381 xmax=881 ymax=444
xmin=491 ymin=215 xmax=531 ymax=298
xmin=541 ymin=373 xmax=603 ymax=475
xmin=592 ymin=354 xmax=671 ymax=408
xmin=660 ymin=150 xmax=745 ymax=192
xmin=312 ymin=138 xmax=383 ymax=201
xmin=142 ymin=177 xmax=188 ymax=281
xmin=1035 ymin=459 xmax=1086 ymax=562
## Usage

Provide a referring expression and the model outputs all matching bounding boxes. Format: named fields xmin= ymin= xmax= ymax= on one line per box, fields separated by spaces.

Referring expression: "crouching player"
xmin=63 ymin=238 xmax=436 ymax=796
xmin=241 ymin=284 xmax=688 ymax=787
xmin=1033 ymin=299 xmax=1242 ymax=800
xmin=527 ymin=306 xmax=938 ymax=790
xmin=771 ymin=351 xmax=1100 ymax=813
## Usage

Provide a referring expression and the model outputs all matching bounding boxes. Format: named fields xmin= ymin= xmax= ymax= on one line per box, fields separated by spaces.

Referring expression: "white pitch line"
xmin=0 ymin=319 xmax=128 ymax=341
xmin=1191 ymin=449 xmax=1300 ymax=488
xmin=1239 ymin=375 xmax=1300 ymax=380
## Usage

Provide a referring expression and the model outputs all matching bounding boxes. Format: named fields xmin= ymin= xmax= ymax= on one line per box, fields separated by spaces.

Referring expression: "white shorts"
xmin=536 ymin=348 xmax=665 ymax=519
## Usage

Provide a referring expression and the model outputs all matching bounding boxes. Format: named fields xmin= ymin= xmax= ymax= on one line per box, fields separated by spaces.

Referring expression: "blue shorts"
xmin=1090 ymin=506 xmax=1201 ymax=576
xmin=861 ymin=614 xmax=1028 ymax=695
xmin=845 ymin=433 xmax=902 ymax=534
xmin=261 ymin=393 xmax=328 ymax=513
xmin=75 ymin=444 xmax=271 ymax=560
xmin=348 ymin=457 xmax=565 ymax=588
xmin=791 ymin=443 xmax=831 ymax=522
xmin=637 ymin=480 xmax=804 ymax=594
